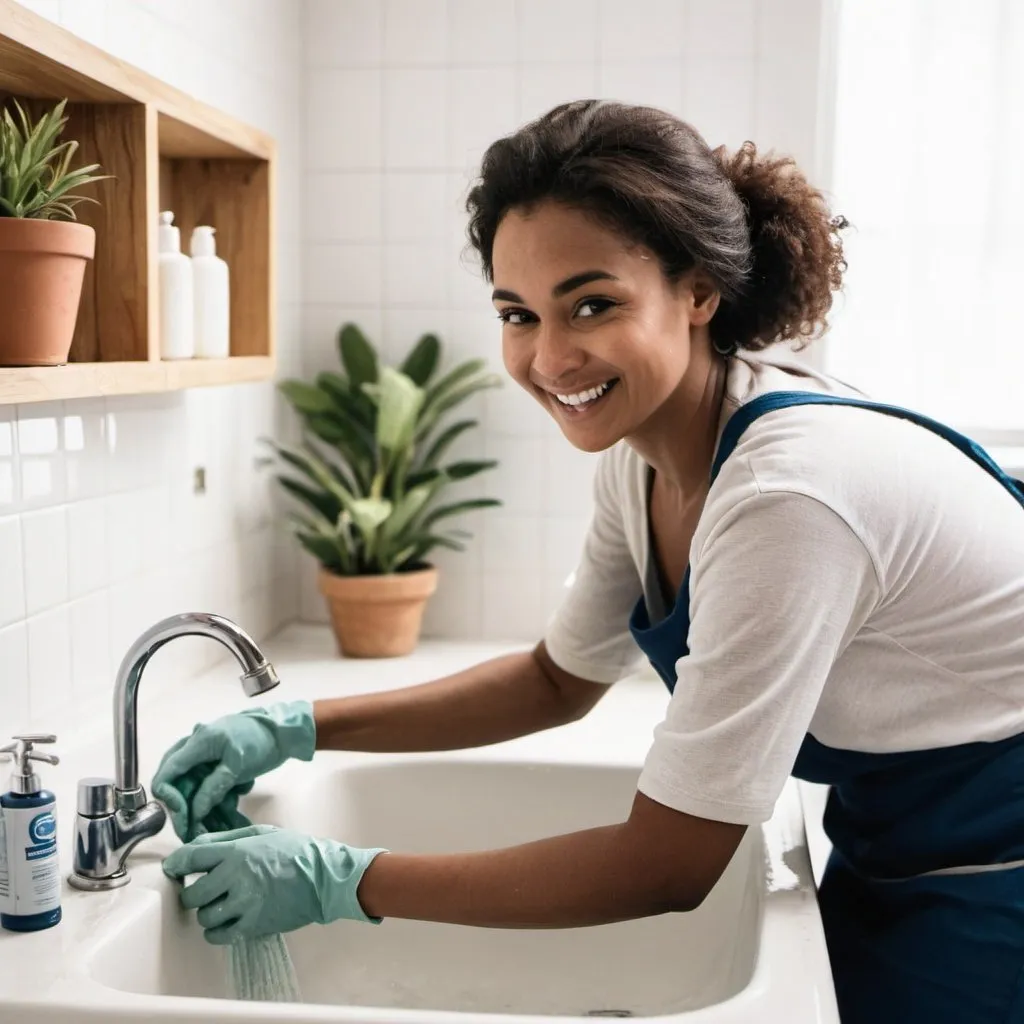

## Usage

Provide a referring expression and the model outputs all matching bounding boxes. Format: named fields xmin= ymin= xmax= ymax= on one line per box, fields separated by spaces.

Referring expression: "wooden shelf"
xmin=0 ymin=0 xmax=277 ymax=406
xmin=0 ymin=358 xmax=275 ymax=406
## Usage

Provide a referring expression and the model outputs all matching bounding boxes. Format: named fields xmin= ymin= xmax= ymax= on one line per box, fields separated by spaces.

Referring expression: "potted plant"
xmin=0 ymin=98 xmax=107 ymax=366
xmin=269 ymin=322 xmax=503 ymax=658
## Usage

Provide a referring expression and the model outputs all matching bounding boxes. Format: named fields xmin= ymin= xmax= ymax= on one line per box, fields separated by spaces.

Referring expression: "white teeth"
xmin=556 ymin=381 xmax=612 ymax=406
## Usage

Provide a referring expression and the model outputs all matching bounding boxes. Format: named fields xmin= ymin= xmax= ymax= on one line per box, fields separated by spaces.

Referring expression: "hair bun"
xmin=712 ymin=141 xmax=848 ymax=351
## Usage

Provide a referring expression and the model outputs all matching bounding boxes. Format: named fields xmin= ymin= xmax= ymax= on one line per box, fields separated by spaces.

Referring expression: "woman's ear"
xmin=688 ymin=273 xmax=721 ymax=327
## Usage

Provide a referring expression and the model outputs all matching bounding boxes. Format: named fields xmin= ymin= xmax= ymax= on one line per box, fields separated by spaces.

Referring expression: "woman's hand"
xmin=152 ymin=701 xmax=316 ymax=841
xmin=162 ymin=824 xmax=387 ymax=944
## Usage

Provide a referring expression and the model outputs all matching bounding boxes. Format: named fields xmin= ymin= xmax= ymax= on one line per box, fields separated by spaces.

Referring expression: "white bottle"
xmin=158 ymin=211 xmax=194 ymax=360
xmin=190 ymin=226 xmax=230 ymax=359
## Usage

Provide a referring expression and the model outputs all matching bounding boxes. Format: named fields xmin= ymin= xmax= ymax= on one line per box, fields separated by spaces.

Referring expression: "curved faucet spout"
xmin=114 ymin=612 xmax=280 ymax=806
xmin=70 ymin=613 xmax=280 ymax=891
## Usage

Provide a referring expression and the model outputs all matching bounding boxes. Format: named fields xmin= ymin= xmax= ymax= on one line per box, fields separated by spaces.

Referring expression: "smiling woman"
xmin=465 ymin=101 xmax=845 ymax=460
xmin=155 ymin=99 xmax=1024 ymax=1024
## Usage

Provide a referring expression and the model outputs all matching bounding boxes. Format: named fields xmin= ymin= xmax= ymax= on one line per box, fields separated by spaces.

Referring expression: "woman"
xmin=156 ymin=101 xmax=1024 ymax=1022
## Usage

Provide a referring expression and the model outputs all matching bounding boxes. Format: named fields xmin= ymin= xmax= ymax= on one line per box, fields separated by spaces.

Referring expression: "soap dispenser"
xmin=190 ymin=225 xmax=230 ymax=359
xmin=158 ymin=211 xmax=195 ymax=360
xmin=0 ymin=734 xmax=61 ymax=932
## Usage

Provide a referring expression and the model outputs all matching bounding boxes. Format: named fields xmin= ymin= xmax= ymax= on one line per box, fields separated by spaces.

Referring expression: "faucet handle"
xmin=77 ymin=777 xmax=116 ymax=818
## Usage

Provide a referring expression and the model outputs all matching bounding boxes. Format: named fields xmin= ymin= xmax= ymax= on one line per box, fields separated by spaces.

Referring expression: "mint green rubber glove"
xmin=162 ymin=824 xmax=388 ymax=944
xmin=152 ymin=701 xmax=316 ymax=841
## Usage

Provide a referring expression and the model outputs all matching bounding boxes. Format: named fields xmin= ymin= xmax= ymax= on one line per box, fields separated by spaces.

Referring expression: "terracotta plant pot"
xmin=0 ymin=218 xmax=95 ymax=366
xmin=318 ymin=565 xmax=439 ymax=658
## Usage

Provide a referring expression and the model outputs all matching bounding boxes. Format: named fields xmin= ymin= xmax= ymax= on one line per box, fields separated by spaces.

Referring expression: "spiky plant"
xmin=0 ymin=98 xmax=107 ymax=220
xmin=269 ymin=322 xmax=504 ymax=575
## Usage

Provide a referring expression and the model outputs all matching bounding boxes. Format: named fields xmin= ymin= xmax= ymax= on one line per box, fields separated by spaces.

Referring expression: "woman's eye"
xmin=497 ymin=308 xmax=532 ymax=325
xmin=575 ymin=298 xmax=615 ymax=319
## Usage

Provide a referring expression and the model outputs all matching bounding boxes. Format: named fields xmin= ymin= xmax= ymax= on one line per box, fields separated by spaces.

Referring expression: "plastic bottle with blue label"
xmin=0 ymin=734 xmax=61 ymax=932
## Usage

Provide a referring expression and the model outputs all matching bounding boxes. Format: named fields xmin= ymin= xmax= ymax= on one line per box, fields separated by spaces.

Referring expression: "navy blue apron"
xmin=628 ymin=391 xmax=1024 ymax=1024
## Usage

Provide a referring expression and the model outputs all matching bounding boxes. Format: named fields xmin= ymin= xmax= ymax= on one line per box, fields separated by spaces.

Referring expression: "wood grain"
xmin=0 ymin=0 xmax=277 ymax=404
xmin=63 ymin=103 xmax=149 ymax=362
xmin=158 ymin=111 xmax=272 ymax=160
xmin=145 ymin=104 xmax=162 ymax=361
xmin=0 ymin=357 xmax=275 ymax=406
xmin=160 ymin=158 xmax=273 ymax=358
xmin=0 ymin=0 xmax=273 ymax=157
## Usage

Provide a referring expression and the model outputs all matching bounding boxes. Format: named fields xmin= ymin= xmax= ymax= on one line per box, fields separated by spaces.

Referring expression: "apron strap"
xmin=712 ymin=390 xmax=1024 ymax=506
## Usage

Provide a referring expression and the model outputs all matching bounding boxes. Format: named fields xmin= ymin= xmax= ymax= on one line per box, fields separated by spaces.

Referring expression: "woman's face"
xmin=490 ymin=200 xmax=717 ymax=453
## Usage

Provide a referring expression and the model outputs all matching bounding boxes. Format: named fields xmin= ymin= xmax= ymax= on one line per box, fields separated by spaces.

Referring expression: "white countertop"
xmin=0 ymin=623 xmax=832 ymax=1017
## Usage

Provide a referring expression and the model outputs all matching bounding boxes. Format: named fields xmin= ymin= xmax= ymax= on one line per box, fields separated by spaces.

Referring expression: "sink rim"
xmin=57 ymin=752 xmax=836 ymax=1023
xmin=0 ymin=626 xmax=838 ymax=1023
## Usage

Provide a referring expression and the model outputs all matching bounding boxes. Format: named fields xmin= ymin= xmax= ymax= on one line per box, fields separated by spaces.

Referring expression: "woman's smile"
xmin=543 ymin=376 xmax=621 ymax=419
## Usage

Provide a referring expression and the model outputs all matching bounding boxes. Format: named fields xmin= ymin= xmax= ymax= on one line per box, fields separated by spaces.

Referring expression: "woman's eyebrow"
xmin=492 ymin=270 xmax=620 ymax=305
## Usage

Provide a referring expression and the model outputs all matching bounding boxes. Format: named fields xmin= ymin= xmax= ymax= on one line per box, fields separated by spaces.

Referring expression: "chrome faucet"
xmin=68 ymin=613 xmax=280 ymax=891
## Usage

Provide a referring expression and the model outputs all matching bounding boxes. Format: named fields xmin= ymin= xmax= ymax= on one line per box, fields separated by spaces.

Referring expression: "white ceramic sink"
xmin=0 ymin=628 xmax=839 ymax=1023
xmin=90 ymin=760 xmax=763 ymax=1018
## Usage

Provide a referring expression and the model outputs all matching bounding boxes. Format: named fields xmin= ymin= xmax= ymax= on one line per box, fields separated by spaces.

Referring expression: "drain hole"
xmin=584 ymin=1012 xmax=634 ymax=1018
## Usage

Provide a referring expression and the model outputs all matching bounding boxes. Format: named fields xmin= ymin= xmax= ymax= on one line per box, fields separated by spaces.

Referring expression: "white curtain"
xmin=824 ymin=0 xmax=1024 ymax=437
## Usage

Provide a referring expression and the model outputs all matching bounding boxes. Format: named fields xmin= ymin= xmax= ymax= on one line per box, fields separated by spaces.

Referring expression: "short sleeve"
xmin=637 ymin=486 xmax=881 ymax=825
xmin=544 ymin=450 xmax=646 ymax=683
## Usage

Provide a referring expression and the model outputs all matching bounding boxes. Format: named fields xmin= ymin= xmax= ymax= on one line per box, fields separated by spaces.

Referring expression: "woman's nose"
xmin=531 ymin=325 xmax=585 ymax=383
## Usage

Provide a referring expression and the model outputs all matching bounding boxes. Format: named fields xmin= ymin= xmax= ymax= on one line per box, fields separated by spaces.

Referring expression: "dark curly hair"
xmin=465 ymin=100 xmax=848 ymax=353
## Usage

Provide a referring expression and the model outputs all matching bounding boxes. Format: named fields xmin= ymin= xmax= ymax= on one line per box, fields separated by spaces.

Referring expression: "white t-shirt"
xmin=544 ymin=348 xmax=1024 ymax=825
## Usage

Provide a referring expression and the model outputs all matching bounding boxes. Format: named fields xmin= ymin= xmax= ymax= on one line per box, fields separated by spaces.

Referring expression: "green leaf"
xmin=348 ymin=497 xmax=392 ymax=535
xmin=443 ymin=459 xmax=498 ymax=481
xmin=303 ymin=413 xmax=348 ymax=444
xmin=416 ymin=368 xmax=502 ymax=439
xmin=304 ymin=411 xmax=374 ymax=475
xmin=416 ymin=418 xmax=478 ymax=470
xmin=279 ymin=380 xmax=334 ymax=415
xmin=316 ymin=371 xmax=349 ymax=404
xmin=295 ymin=531 xmax=345 ymax=572
xmin=420 ymin=497 xmax=501 ymax=531
xmin=421 ymin=359 xmax=488 ymax=415
xmin=403 ymin=467 xmax=443 ymax=489
xmin=408 ymin=534 xmax=466 ymax=562
xmin=0 ymin=97 xmax=108 ymax=222
xmin=387 ymin=445 xmax=414 ymax=502
xmin=338 ymin=322 xmax=378 ymax=389
xmin=366 ymin=367 xmax=424 ymax=453
xmin=399 ymin=333 xmax=441 ymax=386
xmin=379 ymin=483 xmax=433 ymax=542
xmin=290 ymin=506 xmax=353 ymax=572
xmin=305 ymin=436 xmax=369 ymax=496
xmin=317 ymin=370 xmax=376 ymax=429
xmin=389 ymin=544 xmax=420 ymax=571
xmin=270 ymin=443 xmax=323 ymax=486
xmin=276 ymin=475 xmax=342 ymax=523
xmin=268 ymin=442 xmax=358 ymax=516
xmin=347 ymin=496 xmax=392 ymax=563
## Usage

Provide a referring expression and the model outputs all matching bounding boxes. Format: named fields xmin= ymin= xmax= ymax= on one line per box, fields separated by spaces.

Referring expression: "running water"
xmin=229 ymin=934 xmax=302 ymax=1002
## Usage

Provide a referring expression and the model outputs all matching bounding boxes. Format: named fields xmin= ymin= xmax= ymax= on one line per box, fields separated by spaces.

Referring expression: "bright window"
xmin=824 ymin=0 xmax=1024 ymax=443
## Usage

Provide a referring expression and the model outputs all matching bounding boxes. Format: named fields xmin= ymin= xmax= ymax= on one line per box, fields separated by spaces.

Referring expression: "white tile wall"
xmin=0 ymin=0 xmax=304 ymax=739
xmin=21 ymin=508 xmax=68 ymax=616
xmin=0 ymin=517 xmax=25 ymax=628
xmin=0 ymin=622 xmax=30 ymax=730
xmin=300 ymin=0 xmax=828 ymax=642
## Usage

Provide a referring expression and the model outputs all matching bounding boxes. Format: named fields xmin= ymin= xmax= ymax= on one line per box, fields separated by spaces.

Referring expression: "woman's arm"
xmin=357 ymin=792 xmax=746 ymax=927
xmin=313 ymin=642 xmax=609 ymax=753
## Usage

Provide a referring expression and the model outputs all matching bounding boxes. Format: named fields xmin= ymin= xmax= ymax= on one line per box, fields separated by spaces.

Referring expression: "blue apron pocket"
xmin=819 ymin=852 xmax=1024 ymax=1024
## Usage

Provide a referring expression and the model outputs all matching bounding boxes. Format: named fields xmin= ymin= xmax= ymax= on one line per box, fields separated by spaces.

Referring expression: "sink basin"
xmin=75 ymin=754 xmax=836 ymax=1022
xmin=90 ymin=760 xmax=761 ymax=1018
xmin=0 ymin=632 xmax=838 ymax=1023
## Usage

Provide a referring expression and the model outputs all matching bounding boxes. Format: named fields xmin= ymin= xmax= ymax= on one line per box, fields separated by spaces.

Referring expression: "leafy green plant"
xmin=269 ymin=322 xmax=504 ymax=575
xmin=0 ymin=98 xmax=107 ymax=220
